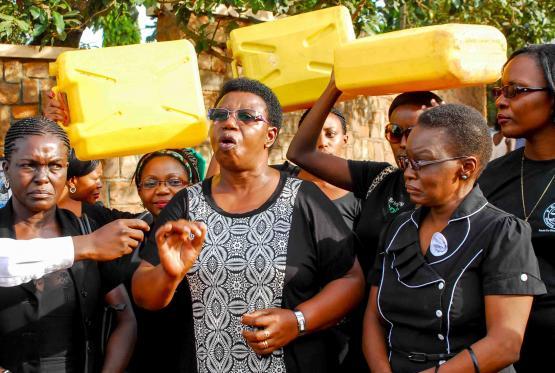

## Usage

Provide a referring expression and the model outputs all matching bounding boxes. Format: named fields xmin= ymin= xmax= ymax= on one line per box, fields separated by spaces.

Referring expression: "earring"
xmin=461 ymin=174 xmax=468 ymax=180
xmin=69 ymin=185 xmax=77 ymax=194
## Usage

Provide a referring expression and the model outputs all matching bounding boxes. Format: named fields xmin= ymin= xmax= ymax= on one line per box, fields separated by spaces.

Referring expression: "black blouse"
xmin=0 ymin=202 xmax=121 ymax=373
xmin=348 ymin=160 xmax=413 ymax=274
xmin=141 ymin=174 xmax=357 ymax=373
xmin=369 ymin=187 xmax=546 ymax=373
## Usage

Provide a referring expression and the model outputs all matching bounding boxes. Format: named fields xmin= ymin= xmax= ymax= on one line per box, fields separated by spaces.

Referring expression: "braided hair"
xmin=4 ymin=116 xmax=70 ymax=162
xmin=133 ymin=148 xmax=203 ymax=188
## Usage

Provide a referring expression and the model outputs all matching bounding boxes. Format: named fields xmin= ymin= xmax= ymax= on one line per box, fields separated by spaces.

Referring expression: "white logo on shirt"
xmin=543 ymin=203 xmax=555 ymax=230
xmin=430 ymin=232 xmax=448 ymax=257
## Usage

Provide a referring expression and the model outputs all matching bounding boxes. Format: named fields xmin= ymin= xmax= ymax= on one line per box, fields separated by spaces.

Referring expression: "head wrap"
xmin=133 ymin=148 xmax=205 ymax=188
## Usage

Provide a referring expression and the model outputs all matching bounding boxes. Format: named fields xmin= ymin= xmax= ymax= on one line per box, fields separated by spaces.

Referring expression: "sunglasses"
xmin=385 ymin=123 xmax=413 ymax=144
xmin=492 ymin=84 xmax=549 ymax=99
xmin=399 ymin=156 xmax=467 ymax=171
xmin=139 ymin=177 xmax=188 ymax=190
xmin=208 ymin=108 xmax=269 ymax=124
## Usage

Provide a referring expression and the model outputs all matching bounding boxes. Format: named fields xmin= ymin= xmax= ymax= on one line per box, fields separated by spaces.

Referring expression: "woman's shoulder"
xmin=481 ymin=147 xmax=524 ymax=177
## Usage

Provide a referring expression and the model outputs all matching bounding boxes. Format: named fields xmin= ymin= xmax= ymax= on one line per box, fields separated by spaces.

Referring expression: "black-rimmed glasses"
xmin=399 ymin=156 xmax=467 ymax=171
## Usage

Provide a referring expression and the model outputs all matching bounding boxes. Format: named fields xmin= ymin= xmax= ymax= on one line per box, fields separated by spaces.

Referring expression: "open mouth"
xmin=218 ymin=134 xmax=238 ymax=151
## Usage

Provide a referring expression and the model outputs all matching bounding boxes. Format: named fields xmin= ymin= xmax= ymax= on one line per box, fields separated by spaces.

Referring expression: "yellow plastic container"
xmin=228 ymin=6 xmax=355 ymax=112
xmin=335 ymin=24 xmax=507 ymax=96
xmin=49 ymin=40 xmax=208 ymax=160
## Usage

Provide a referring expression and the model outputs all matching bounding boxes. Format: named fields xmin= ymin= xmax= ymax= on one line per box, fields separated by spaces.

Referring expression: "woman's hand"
xmin=43 ymin=90 xmax=70 ymax=125
xmin=156 ymin=219 xmax=207 ymax=280
xmin=241 ymin=308 xmax=299 ymax=355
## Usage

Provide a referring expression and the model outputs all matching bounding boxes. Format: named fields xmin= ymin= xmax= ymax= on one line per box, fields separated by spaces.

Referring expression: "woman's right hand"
xmin=155 ymin=219 xmax=207 ymax=279
xmin=44 ymin=90 xmax=70 ymax=125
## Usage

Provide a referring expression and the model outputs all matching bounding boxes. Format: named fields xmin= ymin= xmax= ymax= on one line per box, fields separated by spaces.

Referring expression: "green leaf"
xmin=29 ymin=6 xmax=41 ymax=20
xmin=32 ymin=23 xmax=47 ymax=37
xmin=52 ymin=11 xmax=65 ymax=35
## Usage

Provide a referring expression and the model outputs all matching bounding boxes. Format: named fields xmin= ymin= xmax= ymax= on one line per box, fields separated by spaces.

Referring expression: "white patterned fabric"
xmin=186 ymin=177 xmax=302 ymax=373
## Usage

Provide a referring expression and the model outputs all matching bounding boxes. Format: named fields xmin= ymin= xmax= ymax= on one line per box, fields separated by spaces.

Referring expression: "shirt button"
xmin=81 ymin=289 xmax=88 ymax=297
xmin=438 ymin=282 xmax=445 ymax=290
xmin=521 ymin=274 xmax=528 ymax=282
xmin=436 ymin=310 xmax=443 ymax=318
xmin=438 ymin=333 xmax=445 ymax=341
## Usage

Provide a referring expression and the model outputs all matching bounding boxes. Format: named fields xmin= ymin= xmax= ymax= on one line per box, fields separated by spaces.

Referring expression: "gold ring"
xmin=264 ymin=330 xmax=270 ymax=339
xmin=263 ymin=340 xmax=269 ymax=349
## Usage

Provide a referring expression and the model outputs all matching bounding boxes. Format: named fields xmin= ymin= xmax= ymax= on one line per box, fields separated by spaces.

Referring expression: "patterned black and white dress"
xmin=142 ymin=173 xmax=357 ymax=373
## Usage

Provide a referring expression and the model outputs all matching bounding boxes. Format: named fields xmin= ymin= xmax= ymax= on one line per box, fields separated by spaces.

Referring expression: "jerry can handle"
xmin=231 ymin=59 xmax=240 ymax=78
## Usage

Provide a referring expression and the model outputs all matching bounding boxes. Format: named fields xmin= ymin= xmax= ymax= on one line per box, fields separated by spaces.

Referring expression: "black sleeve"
xmin=139 ymin=187 xmax=189 ymax=265
xmin=348 ymin=160 xmax=392 ymax=199
xmin=296 ymin=181 xmax=356 ymax=285
xmin=82 ymin=203 xmax=140 ymax=227
xmin=98 ymin=260 xmax=126 ymax=294
xmin=482 ymin=216 xmax=546 ymax=296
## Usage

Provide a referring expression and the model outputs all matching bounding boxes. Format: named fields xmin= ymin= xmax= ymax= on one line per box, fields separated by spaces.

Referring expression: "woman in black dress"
xmin=133 ymin=78 xmax=365 ymax=373
xmin=479 ymin=43 xmax=555 ymax=372
xmin=363 ymin=104 xmax=545 ymax=373
xmin=0 ymin=117 xmax=134 ymax=373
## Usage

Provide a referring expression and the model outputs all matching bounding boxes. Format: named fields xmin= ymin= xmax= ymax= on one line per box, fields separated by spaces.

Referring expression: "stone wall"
xmin=0 ymin=43 xmax=487 ymax=213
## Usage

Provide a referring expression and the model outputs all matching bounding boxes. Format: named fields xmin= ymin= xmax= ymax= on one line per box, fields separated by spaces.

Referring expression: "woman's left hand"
xmin=241 ymin=308 xmax=299 ymax=355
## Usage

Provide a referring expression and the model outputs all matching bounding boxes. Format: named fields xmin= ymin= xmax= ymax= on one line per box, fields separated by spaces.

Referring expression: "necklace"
xmin=520 ymin=153 xmax=555 ymax=222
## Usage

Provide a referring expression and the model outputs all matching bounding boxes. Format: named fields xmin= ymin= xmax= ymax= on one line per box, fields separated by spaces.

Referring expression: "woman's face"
xmin=4 ymin=135 xmax=68 ymax=214
xmin=69 ymin=163 xmax=103 ymax=204
xmin=137 ymin=156 xmax=189 ymax=217
xmin=315 ymin=113 xmax=348 ymax=156
xmin=403 ymin=126 xmax=469 ymax=207
xmin=388 ymin=104 xmax=423 ymax=166
xmin=496 ymin=54 xmax=554 ymax=139
xmin=209 ymin=91 xmax=278 ymax=171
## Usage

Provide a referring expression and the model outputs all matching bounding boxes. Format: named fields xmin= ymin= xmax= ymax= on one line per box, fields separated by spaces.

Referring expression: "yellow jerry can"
xmin=49 ymin=40 xmax=208 ymax=160
xmin=228 ymin=6 xmax=355 ymax=112
xmin=334 ymin=24 xmax=507 ymax=96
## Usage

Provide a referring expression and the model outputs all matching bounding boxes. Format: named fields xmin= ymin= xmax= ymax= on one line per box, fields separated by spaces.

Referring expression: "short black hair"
xmin=67 ymin=149 xmax=100 ymax=179
xmin=299 ymin=108 xmax=347 ymax=134
xmin=215 ymin=78 xmax=282 ymax=129
xmin=3 ymin=116 xmax=70 ymax=162
xmin=388 ymin=91 xmax=444 ymax=119
xmin=418 ymin=104 xmax=492 ymax=173
xmin=506 ymin=44 xmax=555 ymax=121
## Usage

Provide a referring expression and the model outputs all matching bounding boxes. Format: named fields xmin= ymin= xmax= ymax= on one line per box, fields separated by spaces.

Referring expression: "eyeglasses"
xmin=139 ymin=177 xmax=188 ymax=190
xmin=207 ymin=108 xmax=269 ymax=125
xmin=492 ymin=84 xmax=549 ymax=99
xmin=385 ymin=123 xmax=413 ymax=144
xmin=399 ymin=156 xmax=467 ymax=171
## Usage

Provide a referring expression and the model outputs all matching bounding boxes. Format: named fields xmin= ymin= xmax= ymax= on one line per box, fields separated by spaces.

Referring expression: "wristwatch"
xmin=293 ymin=309 xmax=306 ymax=336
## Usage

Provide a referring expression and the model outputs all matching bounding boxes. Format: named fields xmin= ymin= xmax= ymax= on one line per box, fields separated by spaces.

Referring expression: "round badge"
xmin=429 ymin=232 xmax=448 ymax=257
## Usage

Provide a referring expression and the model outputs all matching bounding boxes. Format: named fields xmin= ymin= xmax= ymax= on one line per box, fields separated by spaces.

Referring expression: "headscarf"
xmin=133 ymin=148 xmax=205 ymax=188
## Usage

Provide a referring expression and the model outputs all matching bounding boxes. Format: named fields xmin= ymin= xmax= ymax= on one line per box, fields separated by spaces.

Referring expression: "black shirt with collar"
xmin=0 ymin=201 xmax=120 ymax=373
xmin=369 ymin=186 xmax=545 ymax=373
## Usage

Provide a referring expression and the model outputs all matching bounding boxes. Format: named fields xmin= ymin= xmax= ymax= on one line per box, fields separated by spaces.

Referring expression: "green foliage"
xmin=0 ymin=0 xmax=553 ymax=52
xmin=92 ymin=2 xmax=141 ymax=46
xmin=376 ymin=0 xmax=555 ymax=53
xmin=0 ymin=0 xmax=81 ymax=45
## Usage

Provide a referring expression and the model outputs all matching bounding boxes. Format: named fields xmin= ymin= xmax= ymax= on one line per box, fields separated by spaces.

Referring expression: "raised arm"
xmin=132 ymin=220 xmax=206 ymax=310
xmin=286 ymin=74 xmax=353 ymax=191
